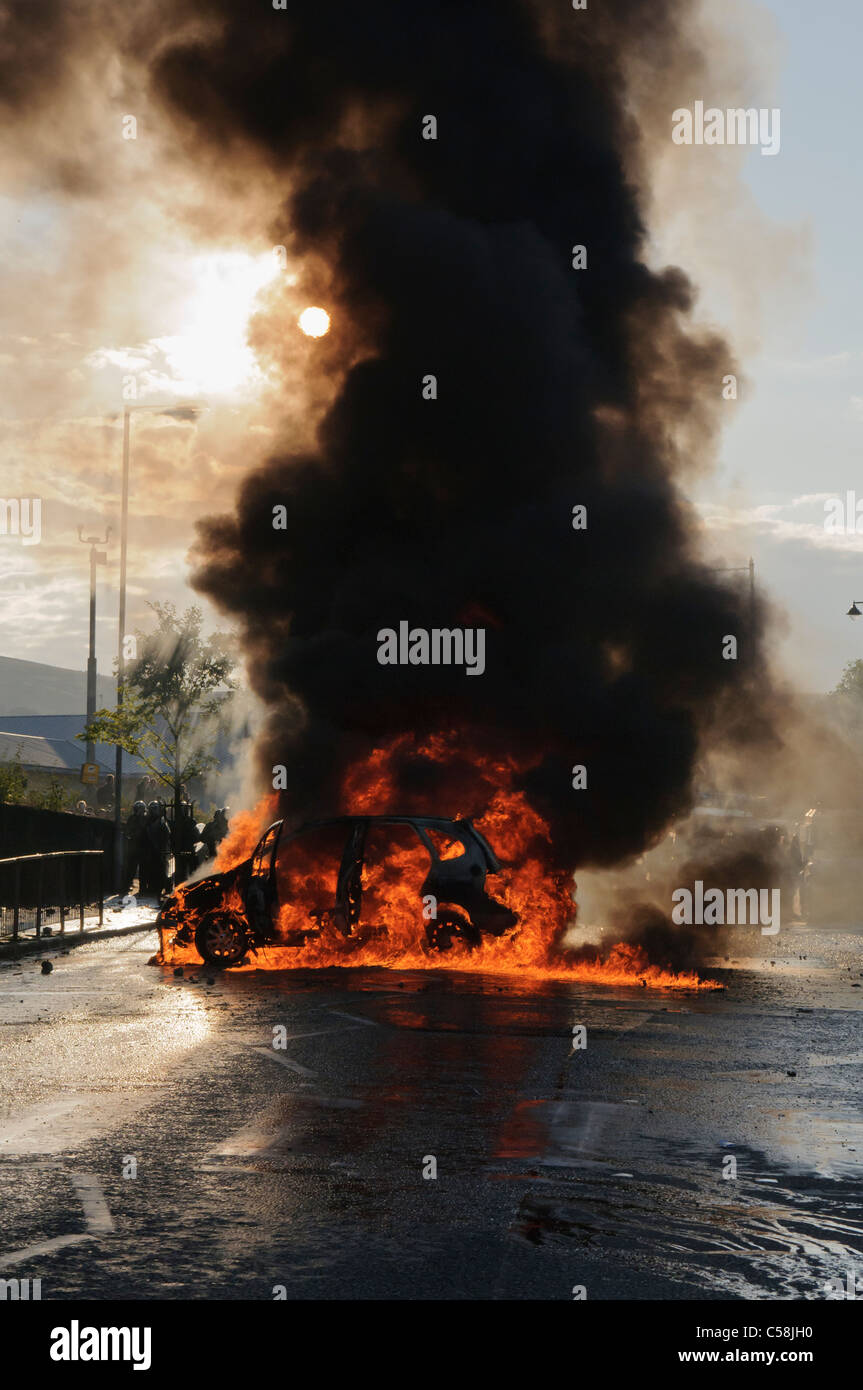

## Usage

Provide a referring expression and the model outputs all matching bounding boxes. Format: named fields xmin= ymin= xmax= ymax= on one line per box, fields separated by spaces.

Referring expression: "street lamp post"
xmin=113 ymin=408 xmax=131 ymax=895
xmin=712 ymin=558 xmax=756 ymax=657
xmin=77 ymin=527 xmax=112 ymax=770
xmin=111 ymin=401 xmax=204 ymax=895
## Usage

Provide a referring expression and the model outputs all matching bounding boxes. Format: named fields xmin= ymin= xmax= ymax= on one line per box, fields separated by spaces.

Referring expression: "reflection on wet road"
xmin=0 ymin=924 xmax=861 ymax=1299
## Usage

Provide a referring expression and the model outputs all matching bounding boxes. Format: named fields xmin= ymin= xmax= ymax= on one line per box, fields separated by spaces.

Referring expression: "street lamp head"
xmin=847 ymin=603 xmax=862 ymax=618
xmin=110 ymin=399 xmax=206 ymax=422
xmin=78 ymin=525 xmax=113 ymax=547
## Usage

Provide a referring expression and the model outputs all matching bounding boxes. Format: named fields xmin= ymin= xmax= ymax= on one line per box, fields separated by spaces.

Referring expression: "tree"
xmin=37 ymin=778 xmax=69 ymax=813
xmin=0 ymin=748 xmax=27 ymax=804
xmin=829 ymin=659 xmax=863 ymax=740
xmin=833 ymin=659 xmax=863 ymax=702
xmin=80 ymin=604 xmax=236 ymax=822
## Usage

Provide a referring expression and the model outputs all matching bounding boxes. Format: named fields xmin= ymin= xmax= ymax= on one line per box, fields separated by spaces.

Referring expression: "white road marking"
xmin=71 ymin=1173 xmax=115 ymax=1234
xmin=546 ymin=1099 xmax=639 ymax=1165
xmin=0 ymin=1171 xmax=114 ymax=1268
xmin=208 ymin=1122 xmax=278 ymax=1157
xmin=252 ymin=1046 xmax=316 ymax=1077
xmin=0 ymin=1093 xmax=162 ymax=1157
xmin=206 ymin=1095 xmax=363 ymax=1162
xmin=270 ymin=1027 xmax=355 ymax=1041
xmin=328 ymin=1009 xmax=379 ymax=1027
xmin=0 ymin=1233 xmax=96 ymax=1268
xmin=0 ymin=1097 xmax=82 ymax=1150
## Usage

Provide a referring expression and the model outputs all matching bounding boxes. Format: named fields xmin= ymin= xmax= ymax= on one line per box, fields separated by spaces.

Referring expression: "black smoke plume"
xmin=151 ymin=0 xmax=769 ymax=872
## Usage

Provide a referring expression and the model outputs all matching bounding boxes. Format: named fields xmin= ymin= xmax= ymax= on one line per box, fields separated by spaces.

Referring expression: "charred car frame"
xmin=157 ymin=814 xmax=518 ymax=967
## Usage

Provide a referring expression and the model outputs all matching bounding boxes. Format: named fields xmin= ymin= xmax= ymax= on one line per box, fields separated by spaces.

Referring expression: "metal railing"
xmin=0 ymin=850 xmax=104 ymax=942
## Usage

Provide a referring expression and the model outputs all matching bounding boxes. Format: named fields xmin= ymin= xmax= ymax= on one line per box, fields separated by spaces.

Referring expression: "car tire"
xmin=195 ymin=910 xmax=248 ymax=968
xmin=425 ymin=908 xmax=482 ymax=952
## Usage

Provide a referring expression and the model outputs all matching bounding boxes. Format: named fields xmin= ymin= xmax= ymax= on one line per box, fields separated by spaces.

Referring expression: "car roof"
xmin=284 ymin=814 xmax=473 ymax=832
xmin=254 ymin=814 xmax=500 ymax=872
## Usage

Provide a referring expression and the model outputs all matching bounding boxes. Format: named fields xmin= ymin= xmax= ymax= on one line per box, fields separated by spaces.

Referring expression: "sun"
xmin=298 ymin=306 xmax=331 ymax=338
xmin=115 ymin=253 xmax=332 ymax=400
xmin=158 ymin=250 xmax=282 ymax=396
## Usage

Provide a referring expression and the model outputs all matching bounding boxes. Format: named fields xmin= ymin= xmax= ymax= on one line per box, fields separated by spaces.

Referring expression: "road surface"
xmin=0 ymin=924 xmax=861 ymax=1300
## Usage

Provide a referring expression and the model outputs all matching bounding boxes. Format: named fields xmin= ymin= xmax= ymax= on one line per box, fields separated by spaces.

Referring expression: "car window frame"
xmin=249 ymin=821 xmax=283 ymax=880
xmin=273 ymin=820 xmax=356 ymax=911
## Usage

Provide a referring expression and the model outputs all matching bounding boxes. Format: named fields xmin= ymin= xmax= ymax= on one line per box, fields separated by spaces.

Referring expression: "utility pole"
xmin=712 ymin=558 xmax=756 ymax=662
xmin=111 ymin=400 xmax=205 ymax=895
xmin=77 ymin=526 xmax=112 ymax=777
xmin=749 ymin=556 xmax=756 ymax=634
xmin=113 ymin=407 xmax=131 ymax=894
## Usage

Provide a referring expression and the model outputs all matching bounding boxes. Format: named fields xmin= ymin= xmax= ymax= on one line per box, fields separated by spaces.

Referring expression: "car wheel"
xmin=425 ymin=908 xmax=482 ymax=952
xmin=195 ymin=911 xmax=248 ymax=968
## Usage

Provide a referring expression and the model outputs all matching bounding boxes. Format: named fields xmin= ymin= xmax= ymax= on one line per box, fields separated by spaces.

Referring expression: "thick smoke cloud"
xmin=151 ymin=0 xmax=767 ymax=870
xmin=0 ymin=1 xmax=79 ymax=110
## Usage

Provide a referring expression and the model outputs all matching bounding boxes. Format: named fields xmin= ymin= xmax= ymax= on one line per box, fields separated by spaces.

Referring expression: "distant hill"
xmin=0 ymin=654 xmax=115 ymax=717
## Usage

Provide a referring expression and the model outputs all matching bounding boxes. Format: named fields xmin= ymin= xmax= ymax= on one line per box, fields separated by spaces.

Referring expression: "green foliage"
xmin=833 ymin=659 xmax=863 ymax=702
xmin=37 ymin=779 xmax=69 ymax=813
xmin=829 ymin=659 xmax=863 ymax=739
xmin=0 ymin=749 xmax=27 ymax=804
xmin=80 ymin=603 xmax=237 ymax=802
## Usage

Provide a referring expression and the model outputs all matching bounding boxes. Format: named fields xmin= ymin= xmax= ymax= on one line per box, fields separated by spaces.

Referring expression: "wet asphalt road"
xmin=0 ymin=925 xmax=861 ymax=1301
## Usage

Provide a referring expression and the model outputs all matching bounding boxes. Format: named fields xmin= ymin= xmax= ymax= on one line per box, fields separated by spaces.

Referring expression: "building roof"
xmin=0 ymin=654 xmax=116 ymax=717
xmin=0 ymin=718 xmax=149 ymax=778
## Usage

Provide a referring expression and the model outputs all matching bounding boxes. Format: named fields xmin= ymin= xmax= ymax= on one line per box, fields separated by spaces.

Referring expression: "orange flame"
xmin=157 ymin=738 xmax=720 ymax=990
xmin=213 ymin=795 xmax=280 ymax=873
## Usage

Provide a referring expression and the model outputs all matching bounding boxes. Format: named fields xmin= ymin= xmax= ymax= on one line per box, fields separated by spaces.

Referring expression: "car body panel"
xmin=158 ymin=813 xmax=517 ymax=953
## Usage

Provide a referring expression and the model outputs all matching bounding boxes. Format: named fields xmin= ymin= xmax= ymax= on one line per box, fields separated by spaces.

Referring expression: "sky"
xmin=0 ymin=0 xmax=860 ymax=695
xmin=695 ymin=0 xmax=863 ymax=689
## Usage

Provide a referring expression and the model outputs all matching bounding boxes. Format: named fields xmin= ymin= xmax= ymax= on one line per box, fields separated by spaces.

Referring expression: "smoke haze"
xmin=141 ymin=0 xmax=772 ymax=874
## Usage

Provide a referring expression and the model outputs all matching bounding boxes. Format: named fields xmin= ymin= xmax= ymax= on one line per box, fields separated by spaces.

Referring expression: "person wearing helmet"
xmin=123 ymin=799 xmax=148 ymax=894
xmin=140 ymin=800 xmax=171 ymax=898
xmin=174 ymin=798 xmax=198 ymax=885
xmin=200 ymin=806 xmax=230 ymax=864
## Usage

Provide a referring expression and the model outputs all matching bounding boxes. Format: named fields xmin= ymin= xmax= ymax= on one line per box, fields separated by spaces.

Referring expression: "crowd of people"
xmin=74 ymin=772 xmax=117 ymax=817
xmin=72 ymin=773 xmax=231 ymax=900
xmin=121 ymin=794 xmax=230 ymax=899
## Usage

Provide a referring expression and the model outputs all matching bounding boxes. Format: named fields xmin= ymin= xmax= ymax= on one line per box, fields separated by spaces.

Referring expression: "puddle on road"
xmin=513 ymin=1162 xmax=863 ymax=1298
xmin=762 ymin=1110 xmax=863 ymax=1180
xmin=495 ymin=1094 xmax=863 ymax=1297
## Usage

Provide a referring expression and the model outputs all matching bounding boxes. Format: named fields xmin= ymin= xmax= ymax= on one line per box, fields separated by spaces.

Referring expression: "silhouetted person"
xmin=123 ymin=800 xmax=148 ymax=892
xmin=96 ymin=773 xmax=114 ymax=814
xmin=173 ymin=800 xmax=198 ymax=885
xmin=140 ymin=800 xmax=171 ymax=898
xmin=200 ymin=807 xmax=229 ymax=864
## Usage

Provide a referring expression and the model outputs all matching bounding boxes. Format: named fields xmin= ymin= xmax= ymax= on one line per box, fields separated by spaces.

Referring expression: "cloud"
xmin=767 ymin=351 xmax=856 ymax=377
xmin=699 ymin=498 xmax=863 ymax=551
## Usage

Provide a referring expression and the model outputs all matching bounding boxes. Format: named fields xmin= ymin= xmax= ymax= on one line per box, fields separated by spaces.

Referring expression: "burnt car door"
xmin=352 ymin=820 xmax=433 ymax=934
xmin=272 ymin=820 xmax=356 ymax=940
xmin=245 ymin=821 xmax=283 ymax=937
xmin=334 ymin=819 xmax=365 ymax=935
xmin=415 ymin=819 xmax=517 ymax=935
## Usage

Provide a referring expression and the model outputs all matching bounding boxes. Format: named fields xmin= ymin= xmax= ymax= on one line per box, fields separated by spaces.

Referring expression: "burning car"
xmin=157 ymin=814 xmax=518 ymax=967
